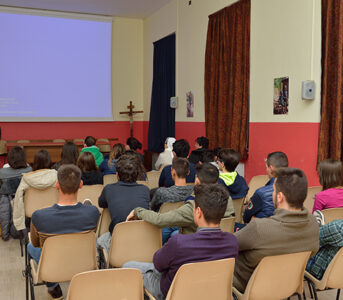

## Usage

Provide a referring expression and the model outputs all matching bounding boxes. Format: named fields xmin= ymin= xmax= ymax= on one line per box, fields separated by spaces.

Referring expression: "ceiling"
xmin=0 ymin=0 xmax=173 ymax=18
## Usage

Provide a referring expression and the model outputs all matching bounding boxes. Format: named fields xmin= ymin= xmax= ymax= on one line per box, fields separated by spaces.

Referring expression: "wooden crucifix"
xmin=120 ymin=101 xmax=144 ymax=137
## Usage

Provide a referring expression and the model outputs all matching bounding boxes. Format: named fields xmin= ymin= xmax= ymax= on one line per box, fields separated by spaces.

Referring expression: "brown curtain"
xmin=204 ymin=0 xmax=250 ymax=159
xmin=318 ymin=0 xmax=343 ymax=163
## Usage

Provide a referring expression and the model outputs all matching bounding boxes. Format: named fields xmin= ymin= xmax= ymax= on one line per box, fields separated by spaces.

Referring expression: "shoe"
xmin=83 ymin=198 xmax=93 ymax=206
xmin=48 ymin=284 xmax=63 ymax=299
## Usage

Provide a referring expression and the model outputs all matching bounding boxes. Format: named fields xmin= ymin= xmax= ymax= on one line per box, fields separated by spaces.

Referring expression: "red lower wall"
xmin=0 ymin=121 xmax=320 ymax=186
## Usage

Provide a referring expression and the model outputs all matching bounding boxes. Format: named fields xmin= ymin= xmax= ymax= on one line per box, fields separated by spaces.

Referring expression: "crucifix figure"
xmin=120 ymin=101 xmax=144 ymax=137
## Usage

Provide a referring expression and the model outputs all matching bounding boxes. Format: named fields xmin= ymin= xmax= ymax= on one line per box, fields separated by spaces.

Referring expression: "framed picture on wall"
xmin=273 ymin=77 xmax=289 ymax=115
xmin=186 ymin=91 xmax=194 ymax=118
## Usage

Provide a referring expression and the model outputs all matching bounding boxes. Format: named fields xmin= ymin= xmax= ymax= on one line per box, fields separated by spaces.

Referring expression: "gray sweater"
xmin=150 ymin=185 xmax=194 ymax=212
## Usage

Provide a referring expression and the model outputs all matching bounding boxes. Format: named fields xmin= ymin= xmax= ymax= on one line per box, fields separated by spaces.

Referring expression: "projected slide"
xmin=0 ymin=10 xmax=112 ymax=121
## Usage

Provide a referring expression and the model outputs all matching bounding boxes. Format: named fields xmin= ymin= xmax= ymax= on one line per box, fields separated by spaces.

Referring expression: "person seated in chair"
xmin=217 ymin=148 xmax=248 ymax=200
xmin=158 ymin=139 xmax=196 ymax=187
xmin=188 ymin=136 xmax=209 ymax=165
xmin=80 ymin=136 xmax=104 ymax=167
xmin=27 ymin=164 xmax=100 ymax=299
xmin=233 ymin=167 xmax=319 ymax=293
xmin=124 ymin=184 xmax=238 ymax=300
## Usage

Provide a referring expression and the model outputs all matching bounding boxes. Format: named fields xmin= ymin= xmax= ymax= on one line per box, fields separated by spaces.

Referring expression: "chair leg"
xmin=337 ymin=289 xmax=341 ymax=300
xmin=307 ymin=280 xmax=313 ymax=299
xmin=297 ymin=293 xmax=302 ymax=300
xmin=309 ymin=281 xmax=318 ymax=300
xmin=232 ymin=292 xmax=238 ymax=300
xmin=29 ymin=276 xmax=35 ymax=300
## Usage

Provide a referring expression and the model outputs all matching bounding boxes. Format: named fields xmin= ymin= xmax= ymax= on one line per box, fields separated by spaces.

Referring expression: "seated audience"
xmin=77 ymin=152 xmax=103 ymax=185
xmin=52 ymin=141 xmax=79 ymax=170
xmin=243 ymin=151 xmax=288 ymax=224
xmin=200 ymin=148 xmax=219 ymax=169
xmin=150 ymin=158 xmax=193 ymax=212
xmin=0 ymin=146 xmax=32 ymax=240
xmin=80 ymin=136 xmax=104 ymax=167
xmin=27 ymin=164 xmax=100 ymax=299
xmin=234 ymin=167 xmax=319 ymax=293
xmin=306 ymin=219 xmax=343 ymax=279
xmin=312 ymin=159 xmax=343 ymax=212
xmin=213 ymin=147 xmax=221 ymax=162
xmin=217 ymin=149 xmax=248 ymax=199
xmin=124 ymin=150 xmax=147 ymax=181
xmin=127 ymin=163 xmax=235 ymax=235
xmin=155 ymin=137 xmax=176 ymax=170
xmin=159 ymin=139 xmax=196 ymax=187
xmin=188 ymin=136 xmax=209 ymax=165
xmin=99 ymin=143 xmax=125 ymax=175
xmin=97 ymin=154 xmax=150 ymax=251
xmin=123 ymin=184 xmax=238 ymax=300
xmin=13 ymin=150 xmax=57 ymax=231
xmin=126 ymin=137 xmax=144 ymax=163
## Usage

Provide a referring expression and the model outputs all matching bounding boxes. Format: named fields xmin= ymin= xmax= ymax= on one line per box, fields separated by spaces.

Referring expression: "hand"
xmin=126 ymin=210 xmax=137 ymax=221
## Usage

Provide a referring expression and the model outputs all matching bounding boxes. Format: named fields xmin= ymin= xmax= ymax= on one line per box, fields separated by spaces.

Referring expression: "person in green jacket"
xmin=126 ymin=163 xmax=235 ymax=234
xmin=80 ymin=136 xmax=104 ymax=167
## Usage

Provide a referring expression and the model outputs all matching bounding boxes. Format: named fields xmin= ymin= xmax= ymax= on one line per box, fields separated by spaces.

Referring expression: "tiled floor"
xmin=0 ymin=238 xmax=339 ymax=299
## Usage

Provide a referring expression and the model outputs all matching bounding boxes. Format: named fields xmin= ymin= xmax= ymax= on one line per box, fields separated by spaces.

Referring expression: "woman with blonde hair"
xmin=99 ymin=143 xmax=125 ymax=175
xmin=312 ymin=159 xmax=343 ymax=212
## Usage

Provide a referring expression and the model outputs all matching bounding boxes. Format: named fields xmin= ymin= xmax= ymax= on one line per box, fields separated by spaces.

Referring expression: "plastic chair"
xmin=146 ymin=171 xmax=161 ymax=189
xmin=96 ymin=208 xmax=111 ymax=238
xmin=67 ymin=268 xmax=144 ymax=300
xmin=232 ymin=251 xmax=311 ymax=300
xmin=104 ymin=220 xmax=161 ymax=268
xmin=220 ymin=216 xmax=235 ymax=233
xmin=145 ymin=258 xmax=235 ymax=300
xmin=77 ymin=184 xmax=103 ymax=212
xmin=246 ymin=175 xmax=269 ymax=203
xmin=305 ymin=247 xmax=343 ymax=300
xmin=232 ymin=198 xmax=245 ymax=223
xmin=103 ymin=174 xmax=118 ymax=186
xmin=303 ymin=186 xmax=321 ymax=213
xmin=26 ymin=231 xmax=97 ymax=300
xmin=159 ymin=201 xmax=184 ymax=214
xmin=322 ymin=208 xmax=343 ymax=224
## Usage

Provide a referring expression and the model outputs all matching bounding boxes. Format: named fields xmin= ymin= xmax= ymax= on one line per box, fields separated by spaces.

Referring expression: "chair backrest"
xmin=53 ymin=139 xmax=66 ymax=143
xmin=159 ymin=201 xmax=184 ymax=214
xmin=166 ymin=258 xmax=235 ymax=300
xmin=96 ymin=208 xmax=111 ymax=237
xmin=146 ymin=171 xmax=161 ymax=189
xmin=38 ymin=231 xmax=97 ymax=283
xmin=323 ymin=247 xmax=343 ymax=288
xmin=108 ymin=220 xmax=162 ymax=268
xmin=243 ymin=251 xmax=311 ymax=300
xmin=67 ymin=268 xmax=144 ymax=300
xmin=103 ymin=174 xmax=118 ymax=186
xmin=137 ymin=180 xmax=150 ymax=188
xmin=219 ymin=217 xmax=235 ymax=233
xmin=322 ymin=208 xmax=343 ymax=224
xmin=303 ymin=186 xmax=321 ymax=212
xmin=77 ymin=184 xmax=103 ymax=211
xmin=246 ymin=175 xmax=269 ymax=202
xmin=24 ymin=187 xmax=59 ymax=218
xmin=232 ymin=198 xmax=245 ymax=223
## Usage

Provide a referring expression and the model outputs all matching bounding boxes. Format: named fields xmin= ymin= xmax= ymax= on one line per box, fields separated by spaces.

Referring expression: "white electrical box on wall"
xmin=302 ymin=81 xmax=315 ymax=100
xmin=170 ymin=96 xmax=178 ymax=108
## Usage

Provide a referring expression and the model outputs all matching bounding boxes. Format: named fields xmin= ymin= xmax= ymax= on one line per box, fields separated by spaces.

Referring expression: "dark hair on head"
xmin=77 ymin=152 xmax=97 ymax=172
xmin=126 ymin=137 xmax=142 ymax=151
xmin=194 ymin=184 xmax=229 ymax=224
xmin=195 ymin=163 xmax=219 ymax=184
xmin=275 ymin=167 xmax=308 ymax=209
xmin=200 ymin=149 xmax=215 ymax=163
xmin=218 ymin=148 xmax=240 ymax=172
xmin=116 ymin=154 xmax=140 ymax=183
xmin=213 ymin=147 xmax=222 ymax=157
xmin=7 ymin=146 xmax=27 ymax=169
xmin=318 ymin=159 xmax=343 ymax=191
xmin=33 ymin=150 xmax=51 ymax=171
xmin=84 ymin=136 xmax=96 ymax=147
xmin=124 ymin=150 xmax=145 ymax=174
xmin=266 ymin=152 xmax=288 ymax=169
xmin=172 ymin=139 xmax=190 ymax=158
xmin=171 ymin=157 xmax=189 ymax=179
xmin=109 ymin=143 xmax=125 ymax=167
xmin=196 ymin=136 xmax=209 ymax=149
xmin=61 ymin=142 xmax=79 ymax=165
xmin=57 ymin=164 xmax=81 ymax=194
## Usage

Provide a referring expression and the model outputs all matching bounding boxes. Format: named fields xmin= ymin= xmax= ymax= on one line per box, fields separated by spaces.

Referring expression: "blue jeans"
xmin=27 ymin=243 xmax=58 ymax=289
xmin=162 ymin=227 xmax=178 ymax=244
